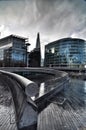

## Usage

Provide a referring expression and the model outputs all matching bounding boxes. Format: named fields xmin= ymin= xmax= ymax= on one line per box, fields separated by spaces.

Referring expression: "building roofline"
xmin=46 ymin=37 xmax=86 ymax=47
xmin=0 ymin=34 xmax=27 ymax=41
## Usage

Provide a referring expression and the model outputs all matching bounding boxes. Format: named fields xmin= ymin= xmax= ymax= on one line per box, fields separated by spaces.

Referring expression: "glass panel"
xmin=0 ymin=49 xmax=4 ymax=60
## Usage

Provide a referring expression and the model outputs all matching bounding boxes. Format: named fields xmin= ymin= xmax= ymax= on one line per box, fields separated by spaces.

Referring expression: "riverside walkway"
xmin=1 ymin=67 xmax=85 ymax=130
xmin=0 ymin=67 xmax=69 ymax=130
xmin=1 ymin=67 xmax=86 ymax=130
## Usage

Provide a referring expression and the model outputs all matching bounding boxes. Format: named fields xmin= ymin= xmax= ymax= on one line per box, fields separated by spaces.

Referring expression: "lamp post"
xmin=25 ymin=39 xmax=30 ymax=67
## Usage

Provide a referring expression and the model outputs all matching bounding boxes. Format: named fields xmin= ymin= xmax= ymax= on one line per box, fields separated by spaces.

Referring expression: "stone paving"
xmin=0 ymin=74 xmax=17 ymax=130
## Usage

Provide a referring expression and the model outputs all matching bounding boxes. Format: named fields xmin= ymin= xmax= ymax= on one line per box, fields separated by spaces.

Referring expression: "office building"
xmin=45 ymin=38 xmax=86 ymax=68
xmin=0 ymin=34 xmax=29 ymax=67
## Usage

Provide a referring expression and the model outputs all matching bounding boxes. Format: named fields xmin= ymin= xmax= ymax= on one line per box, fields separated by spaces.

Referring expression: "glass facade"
xmin=0 ymin=35 xmax=27 ymax=67
xmin=45 ymin=38 xmax=86 ymax=68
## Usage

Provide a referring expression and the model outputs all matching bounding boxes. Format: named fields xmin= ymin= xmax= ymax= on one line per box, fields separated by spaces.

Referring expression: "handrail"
xmin=0 ymin=70 xmax=38 ymax=130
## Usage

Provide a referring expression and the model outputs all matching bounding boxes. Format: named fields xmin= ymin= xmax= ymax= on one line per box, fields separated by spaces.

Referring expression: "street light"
xmin=25 ymin=38 xmax=30 ymax=67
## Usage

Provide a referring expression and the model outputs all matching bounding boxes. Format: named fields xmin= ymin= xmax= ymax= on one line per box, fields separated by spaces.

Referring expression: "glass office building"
xmin=0 ymin=35 xmax=27 ymax=67
xmin=45 ymin=38 xmax=86 ymax=68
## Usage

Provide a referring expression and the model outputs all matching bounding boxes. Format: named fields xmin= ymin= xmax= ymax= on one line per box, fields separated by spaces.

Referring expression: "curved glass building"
xmin=45 ymin=38 xmax=86 ymax=68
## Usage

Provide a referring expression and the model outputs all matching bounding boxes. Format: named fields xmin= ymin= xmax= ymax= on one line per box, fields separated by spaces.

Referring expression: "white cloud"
xmin=0 ymin=25 xmax=4 ymax=31
xmin=0 ymin=25 xmax=11 ymax=38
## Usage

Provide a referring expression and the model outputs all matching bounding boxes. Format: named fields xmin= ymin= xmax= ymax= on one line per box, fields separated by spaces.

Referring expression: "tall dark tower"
xmin=36 ymin=33 xmax=40 ymax=49
xmin=36 ymin=32 xmax=41 ymax=66
xmin=29 ymin=33 xmax=41 ymax=67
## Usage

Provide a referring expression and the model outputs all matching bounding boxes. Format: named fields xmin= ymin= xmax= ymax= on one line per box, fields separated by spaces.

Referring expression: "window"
xmin=51 ymin=47 xmax=55 ymax=54
xmin=0 ymin=49 xmax=4 ymax=60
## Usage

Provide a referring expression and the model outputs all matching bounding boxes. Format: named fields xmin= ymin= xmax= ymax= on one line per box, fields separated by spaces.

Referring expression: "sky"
xmin=0 ymin=0 xmax=86 ymax=58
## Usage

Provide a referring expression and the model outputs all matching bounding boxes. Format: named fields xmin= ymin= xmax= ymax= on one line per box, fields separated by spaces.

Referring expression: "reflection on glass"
xmin=31 ymin=96 xmax=35 ymax=101
xmin=84 ymin=81 xmax=86 ymax=93
xmin=39 ymin=83 xmax=45 ymax=97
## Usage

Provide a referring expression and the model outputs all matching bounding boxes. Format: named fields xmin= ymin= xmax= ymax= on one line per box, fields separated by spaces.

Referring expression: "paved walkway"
xmin=0 ymin=74 xmax=17 ymax=130
xmin=37 ymin=79 xmax=86 ymax=130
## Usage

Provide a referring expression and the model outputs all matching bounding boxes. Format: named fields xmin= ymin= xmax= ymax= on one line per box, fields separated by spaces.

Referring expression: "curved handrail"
xmin=0 ymin=70 xmax=38 ymax=130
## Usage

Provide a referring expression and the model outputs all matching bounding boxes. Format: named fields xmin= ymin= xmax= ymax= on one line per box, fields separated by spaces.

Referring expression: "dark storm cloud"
xmin=0 ymin=0 xmax=86 ymax=52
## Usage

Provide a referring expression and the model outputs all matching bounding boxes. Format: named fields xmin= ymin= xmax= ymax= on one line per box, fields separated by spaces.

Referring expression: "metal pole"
xmin=26 ymin=43 xmax=30 ymax=67
xmin=27 ymin=46 xmax=28 ymax=67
